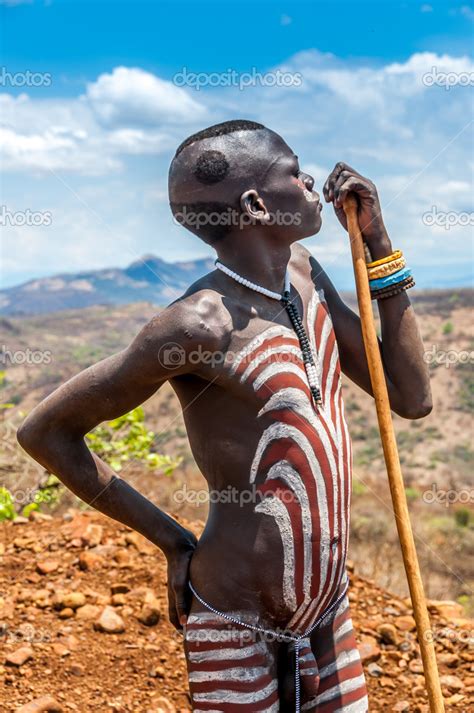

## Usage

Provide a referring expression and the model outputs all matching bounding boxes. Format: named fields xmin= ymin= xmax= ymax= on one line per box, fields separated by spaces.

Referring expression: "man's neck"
xmin=215 ymin=230 xmax=292 ymax=295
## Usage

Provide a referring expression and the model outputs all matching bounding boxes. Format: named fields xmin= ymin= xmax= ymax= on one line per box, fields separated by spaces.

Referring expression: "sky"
xmin=1 ymin=0 xmax=473 ymax=289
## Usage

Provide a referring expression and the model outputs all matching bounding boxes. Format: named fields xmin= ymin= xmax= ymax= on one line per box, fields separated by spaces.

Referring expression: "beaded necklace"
xmin=214 ymin=259 xmax=322 ymax=407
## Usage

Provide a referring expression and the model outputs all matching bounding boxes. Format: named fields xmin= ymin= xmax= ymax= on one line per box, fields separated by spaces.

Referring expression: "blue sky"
xmin=1 ymin=0 xmax=473 ymax=289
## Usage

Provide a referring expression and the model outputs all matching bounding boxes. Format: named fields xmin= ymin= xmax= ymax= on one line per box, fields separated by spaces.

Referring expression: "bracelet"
xmin=366 ymin=249 xmax=403 ymax=269
xmin=371 ymin=277 xmax=415 ymax=300
xmin=369 ymin=266 xmax=412 ymax=291
xmin=367 ymin=256 xmax=406 ymax=280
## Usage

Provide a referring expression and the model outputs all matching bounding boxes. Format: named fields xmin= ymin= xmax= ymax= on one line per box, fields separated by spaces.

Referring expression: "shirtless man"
xmin=18 ymin=120 xmax=432 ymax=712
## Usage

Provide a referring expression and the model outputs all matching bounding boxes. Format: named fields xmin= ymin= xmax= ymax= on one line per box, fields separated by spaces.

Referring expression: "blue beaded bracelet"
xmin=369 ymin=266 xmax=412 ymax=291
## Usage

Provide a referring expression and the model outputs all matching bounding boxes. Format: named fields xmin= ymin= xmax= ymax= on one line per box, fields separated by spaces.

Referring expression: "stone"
xmin=15 ymin=696 xmax=63 ymax=712
xmin=78 ymin=551 xmax=104 ymax=571
xmin=60 ymin=593 xmax=86 ymax=610
xmin=5 ymin=645 xmax=34 ymax=666
xmin=110 ymin=583 xmax=130 ymax=595
xmin=36 ymin=560 xmax=59 ymax=575
xmin=395 ymin=615 xmax=416 ymax=632
xmin=75 ymin=604 xmax=101 ymax=621
xmin=358 ymin=635 xmax=381 ymax=664
xmin=138 ymin=598 xmax=161 ymax=627
xmin=94 ymin=606 xmax=125 ymax=634
xmin=376 ymin=622 xmax=398 ymax=645
xmin=440 ymin=674 xmax=464 ymax=693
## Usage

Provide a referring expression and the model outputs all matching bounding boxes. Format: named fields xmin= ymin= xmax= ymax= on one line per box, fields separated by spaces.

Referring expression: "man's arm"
xmin=308 ymin=162 xmax=432 ymax=419
xmin=17 ymin=293 xmax=223 ymax=628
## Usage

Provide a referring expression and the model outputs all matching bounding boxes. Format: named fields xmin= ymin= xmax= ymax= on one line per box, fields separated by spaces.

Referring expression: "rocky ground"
xmin=0 ymin=511 xmax=472 ymax=713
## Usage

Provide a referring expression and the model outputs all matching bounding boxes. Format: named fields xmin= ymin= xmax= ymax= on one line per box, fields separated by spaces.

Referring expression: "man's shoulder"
xmin=290 ymin=242 xmax=329 ymax=288
xmin=143 ymin=280 xmax=231 ymax=356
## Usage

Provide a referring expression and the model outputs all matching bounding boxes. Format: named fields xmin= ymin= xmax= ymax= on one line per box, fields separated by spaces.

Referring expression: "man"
xmin=18 ymin=120 xmax=432 ymax=712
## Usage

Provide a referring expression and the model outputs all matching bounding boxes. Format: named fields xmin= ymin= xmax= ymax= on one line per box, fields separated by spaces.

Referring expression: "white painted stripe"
xmin=193 ymin=678 xmax=278 ymax=704
xmin=239 ymin=344 xmax=303 ymax=384
xmin=188 ymin=642 xmax=266 ymax=663
xmin=318 ymin=647 xmax=361 ymax=680
xmin=265 ymin=461 xmax=313 ymax=602
xmin=334 ymin=617 xmax=354 ymax=643
xmin=252 ymin=361 xmax=308 ymax=393
xmin=334 ymin=696 xmax=369 ymax=713
xmin=255 ymin=495 xmax=297 ymax=611
xmin=189 ymin=665 xmax=268 ymax=683
xmin=229 ymin=325 xmax=298 ymax=375
xmin=316 ymin=673 xmax=367 ymax=704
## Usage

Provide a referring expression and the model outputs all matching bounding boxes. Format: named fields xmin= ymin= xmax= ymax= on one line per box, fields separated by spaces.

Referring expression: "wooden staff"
xmin=343 ymin=194 xmax=445 ymax=713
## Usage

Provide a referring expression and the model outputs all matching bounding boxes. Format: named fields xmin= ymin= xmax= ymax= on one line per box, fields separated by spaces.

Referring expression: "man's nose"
xmin=301 ymin=173 xmax=314 ymax=191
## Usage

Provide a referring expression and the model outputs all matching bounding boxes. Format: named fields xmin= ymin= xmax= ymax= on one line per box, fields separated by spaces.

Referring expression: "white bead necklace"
xmin=214 ymin=259 xmax=322 ymax=406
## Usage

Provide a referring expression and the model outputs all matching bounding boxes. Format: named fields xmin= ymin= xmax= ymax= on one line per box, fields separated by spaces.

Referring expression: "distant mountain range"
xmin=0 ymin=255 xmax=215 ymax=316
xmin=1 ymin=254 xmax=471 ymax=317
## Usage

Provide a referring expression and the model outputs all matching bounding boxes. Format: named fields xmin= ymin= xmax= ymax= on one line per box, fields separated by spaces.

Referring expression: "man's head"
xmin=168 ymin=119 xmax=322 ymax=247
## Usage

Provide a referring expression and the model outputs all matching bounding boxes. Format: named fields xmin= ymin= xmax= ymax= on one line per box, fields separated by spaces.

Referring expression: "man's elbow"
xmin=17 ymin=413 xmax=45 ymax=457
xmin=393 ymin=395 xmax=433 ymax=420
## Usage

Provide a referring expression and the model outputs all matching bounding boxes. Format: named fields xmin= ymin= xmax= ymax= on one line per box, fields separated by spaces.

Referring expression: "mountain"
xmin=0 ymin=255 xmax=215 ymax=316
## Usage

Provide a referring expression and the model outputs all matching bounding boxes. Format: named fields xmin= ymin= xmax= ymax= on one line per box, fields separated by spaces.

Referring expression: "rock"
xmin=5 ymin=645 xmax=34 ymax=666
xmin=36 ymin=560 xmax=59 ymax=575
xmin=28 ymin=511 xmax=53 ymax=523
xmin=367 ymin=662 xmax=383 ymax=677
xmin=75 ymin=604 xmax=101 ymax=621
xmin=111 ymin=583 xmax=130 ymax=595
xmin=376 ymin=622 xmax=398 ymax=645
xmin=358 ymin=635 xmax=381 ymax=664
xmin=392 ymin=702 xmax=410 ymax=712
xmin=408 ymin=659 xmax=424 ymax=674
xmin=94 ymin=606 xmax=125 ymax=634
xmin=111 ymin=593 xmax=127 ymax=606
xmin=427 ymin=600 xmax=464 ymax=619
xmin=138 ymin=598 xmax=161 ymax=626
xmin=58 ymin=608 xmax=74 ymax=619
xmin=60 ymin=593 xmax=86 ymax=610
xmin=440 ymin=674 xmax=464 ymax=693
xmin=146 ymin=697 xmax=175 ymax=713
xmin=395 ymin=615 xmax=416 ymax=632
xmin=52 ymin=642 xmax=70 ymax=656
xmin=15 ymin=696 xmax=63 ymax=712
xmin=82 ymin=523 xmax=103 ymax=547
xmin=78 ymin=551 xmax=104 ymax=571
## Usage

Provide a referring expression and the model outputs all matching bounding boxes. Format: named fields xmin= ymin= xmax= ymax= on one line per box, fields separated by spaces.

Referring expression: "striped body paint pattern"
xmin=184 ymin=594 xmax=368 ymax=712
xmin=183 ymin=288 xmax=368 ymax=711
xmin=230 ymin=288 xmax=353 ymax=633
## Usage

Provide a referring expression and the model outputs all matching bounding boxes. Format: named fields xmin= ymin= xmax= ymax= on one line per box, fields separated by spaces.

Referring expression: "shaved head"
xmin=168 ymin=120 xmax=285 ymax=243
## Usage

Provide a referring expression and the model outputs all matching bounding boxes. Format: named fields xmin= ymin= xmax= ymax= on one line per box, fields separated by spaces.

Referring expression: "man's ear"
xmin=240 ymin=189 xmax=271 ymax=223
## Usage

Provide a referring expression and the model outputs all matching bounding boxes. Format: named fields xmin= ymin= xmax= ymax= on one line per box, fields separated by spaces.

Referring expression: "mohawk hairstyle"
xmin=174 ymin=119 xmax=265 ymax=158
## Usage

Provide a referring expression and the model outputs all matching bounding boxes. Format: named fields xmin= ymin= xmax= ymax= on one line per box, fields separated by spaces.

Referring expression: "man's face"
xmin=257 ymin=132 xmax=323 ymax=240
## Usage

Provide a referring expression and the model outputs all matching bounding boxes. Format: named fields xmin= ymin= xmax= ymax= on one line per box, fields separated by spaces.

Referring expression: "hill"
xmin=0 ymin=510 xmax=472 ymax=712
xmin=0 ymin=256 xmax=215 ymax=317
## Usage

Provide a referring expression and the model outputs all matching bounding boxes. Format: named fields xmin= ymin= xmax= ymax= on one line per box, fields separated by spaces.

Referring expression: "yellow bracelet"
xmin=366 ymin=249 xmax=403 ymax=269
xmin=368 ymin=256 xmax=406 ymax=280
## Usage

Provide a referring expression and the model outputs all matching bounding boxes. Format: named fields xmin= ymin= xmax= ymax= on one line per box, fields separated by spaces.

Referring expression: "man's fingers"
xmin=334 ymin=177 xmax=372 ymax=208
xmin=174 ymin=584 xmax=191 ymax=627
xmin=323 ymin=162 xmax=365 ymax=201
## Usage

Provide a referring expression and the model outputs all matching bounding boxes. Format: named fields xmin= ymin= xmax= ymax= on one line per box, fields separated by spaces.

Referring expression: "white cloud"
xmin=85 ymin=67 xmax=208 ymax=128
